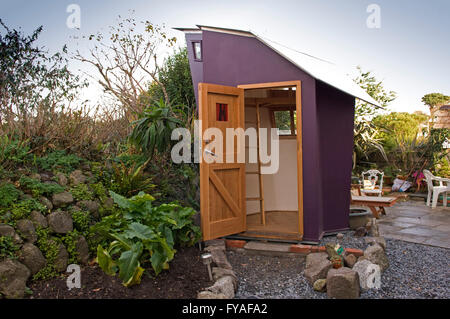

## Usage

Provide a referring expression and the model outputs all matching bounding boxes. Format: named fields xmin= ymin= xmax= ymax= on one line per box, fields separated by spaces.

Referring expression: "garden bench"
xmin=350 ymin=195 xmax=397 ymax=219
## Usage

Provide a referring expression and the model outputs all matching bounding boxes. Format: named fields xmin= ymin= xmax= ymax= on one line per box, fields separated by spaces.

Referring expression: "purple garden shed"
xmin=175 ymin=25 xmax=380 ymax=243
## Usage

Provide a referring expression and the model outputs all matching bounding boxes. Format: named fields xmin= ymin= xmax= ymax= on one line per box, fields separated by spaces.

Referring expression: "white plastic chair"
xmin=361 ymin=169 xmax=384 ymax=197
xmin=423 ymin=169 xmax=450 ymax=208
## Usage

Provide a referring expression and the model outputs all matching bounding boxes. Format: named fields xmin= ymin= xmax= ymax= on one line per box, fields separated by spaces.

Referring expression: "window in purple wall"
xmin=192 ymin=41 xmax=202 ymax=61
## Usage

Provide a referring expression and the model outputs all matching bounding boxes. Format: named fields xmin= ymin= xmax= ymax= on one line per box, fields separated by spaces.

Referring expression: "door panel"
xmin=199 ymin=83 xmax=246 ymax=241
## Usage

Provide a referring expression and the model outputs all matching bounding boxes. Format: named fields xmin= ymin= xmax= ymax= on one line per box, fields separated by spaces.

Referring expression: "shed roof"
xmin=175 ymin=25 xmax=381 ymax=107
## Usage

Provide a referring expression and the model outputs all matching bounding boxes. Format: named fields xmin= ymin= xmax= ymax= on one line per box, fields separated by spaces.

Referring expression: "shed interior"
xmin=241 ymin=86 xmax=301 ymax=240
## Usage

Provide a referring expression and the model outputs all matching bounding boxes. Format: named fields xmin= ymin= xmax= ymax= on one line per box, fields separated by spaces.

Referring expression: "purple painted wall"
xmin=183 ymin=29 xmax=354 ymax=242
xmin=185 ymin=33 xmax=203 ymax=109
xmin=316 ymin=80 xmax=355 ymax=233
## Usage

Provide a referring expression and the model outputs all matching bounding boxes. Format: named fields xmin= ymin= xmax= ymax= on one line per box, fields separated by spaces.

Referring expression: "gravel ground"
xmin=227 ymin=235 xmax=450 ymax=299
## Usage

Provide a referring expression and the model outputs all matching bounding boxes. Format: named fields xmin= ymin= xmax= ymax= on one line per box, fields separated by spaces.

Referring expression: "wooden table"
xmin=351 ymin=195 xmax=398 ymax=218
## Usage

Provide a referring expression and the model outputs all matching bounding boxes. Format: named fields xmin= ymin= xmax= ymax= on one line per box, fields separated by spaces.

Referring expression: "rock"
xmin=344 ymin=254 xmax=357 ymax=268
xmin=197 ymin=291 xmax=228 ymax=299
xmin=364 ymin=244 xmax=389 ymax=272
xmin=368 ymin=218 xmax=380 ymax=237
xmin=326 ymin=267 xmax=360 ymax=299
xmin=0 ymin=259 xmax=31 ymax=299
xmin=19 ymin=243 xmax=46 ymax=275
xmin=39 ymin=173 xmax=52 ymax=182
xmin=55 ymin=172 xmax=68 ymax=187
xmin=0 ymin=224 xmax=23 ymax=246
xmin=354 ymin=226 xmax=368 ymax=237
xmin=103 ymin=197 xmax=114 ymax=209
xmin=16 ymin=219 xmax=37 ymax=243
xmin=48 ymin=240 xmax=68 ymax=272
xmin=204 ymin=245 xmax=232 ymax=270
xmin=205 ymin=239 xmax=226 ymax=250
xmin=52 ymin=192 xmax=74 ymax=208
xmin=47 ymin=211 xmax=73 ymax=234
xmin=352 ymin=259 xmax=381 ymax=290
xmin=30 ymin=211 xmax=48 ymax=228
xmin=78 ymin=200 xmax=100 ymax=218
xmin=357 ymin=256 xmax=367 ymax=263
xmin=39 ymin=196 xmax=53 ymax=211
xmin=76 ymin=236 xmax=89 ymax=264
xmin=365 ymin=236 xmax=387 ymax=250
xmin=304 ymin=253 xmax=332 ymax=284
xmin=69 ymin=170 xmax=86 ymax=185
xmin=201 ymin=275 xmax=235 ymax=299
xmin=212 ymin=267 xmax=238 ymax=289
xmin=336 ymin=233 xmax=344 ymax=240
xmin=313 ymin=279 xmax=327 ymax=292
xmin=30 ymin=173 xmax=41 ymax=181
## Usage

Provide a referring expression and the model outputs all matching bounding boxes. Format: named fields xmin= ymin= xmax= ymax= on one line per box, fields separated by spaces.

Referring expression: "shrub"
xmin=33 ymin=228 xmax=60 ymax=280
xmin=9 ymin=199 xmax=46 ymax=221
xmin=19 ymin=176 xmax=65 ymax=197
xmin=72 ymin=210 xmax=91 ymax=233
xmin=36 ymin=150 xmax=83 ymax=173
xmin=70 ymin=184 xmax=93 ymax=201
xmin=0 ymin=183 xmax=22 ymax=208
xmin=0 ymin=235 xmax=19 ymax=259
xmin=96 ymin=191 xmax=200 ymax=287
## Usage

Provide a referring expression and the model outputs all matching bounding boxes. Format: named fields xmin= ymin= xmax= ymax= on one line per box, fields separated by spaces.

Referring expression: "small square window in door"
xmin=216 ymin=103 xmax=228 ymax=121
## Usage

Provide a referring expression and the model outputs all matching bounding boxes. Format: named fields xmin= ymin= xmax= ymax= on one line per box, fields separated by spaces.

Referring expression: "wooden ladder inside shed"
xmin=245 ymin=102 xmax=266 ymax=225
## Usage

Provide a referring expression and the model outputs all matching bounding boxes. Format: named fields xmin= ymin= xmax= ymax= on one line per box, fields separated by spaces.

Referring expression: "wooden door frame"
xmin=237 ymin=81 xmax=304 ymax=238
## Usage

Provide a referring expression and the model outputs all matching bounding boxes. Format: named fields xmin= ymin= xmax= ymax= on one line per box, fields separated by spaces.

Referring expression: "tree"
xmin=147 ymin=47 xmax=195 ymax=128
xmin=75 ymin=14 xmax=177 ymax=123
xmin=352 ymin=66 xmax=397 ymax=168
xmin=0 ymin=19 xmax=86 ymax=141
xmin=421 ymin=93 xmax=450 ymax=125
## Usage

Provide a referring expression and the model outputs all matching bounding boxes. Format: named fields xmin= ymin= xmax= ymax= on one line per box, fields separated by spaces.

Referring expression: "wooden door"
xmin=199 ymin=83 xmax=246 ymax=241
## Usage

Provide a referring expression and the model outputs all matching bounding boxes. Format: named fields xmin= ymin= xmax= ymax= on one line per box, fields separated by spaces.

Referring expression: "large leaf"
xmin=118 ymin=242 xmax=143 ymax=285
xmin=97 ymin=245 xmax=117 ymax=276
xmin=125 ymin=222 xmax=156 ymax=240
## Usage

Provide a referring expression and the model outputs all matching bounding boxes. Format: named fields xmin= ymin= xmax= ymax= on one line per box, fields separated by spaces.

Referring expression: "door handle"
xmin=204 ymin=149 xmax=217 ymax=157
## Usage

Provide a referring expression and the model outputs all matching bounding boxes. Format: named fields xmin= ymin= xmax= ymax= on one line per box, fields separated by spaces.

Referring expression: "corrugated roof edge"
xmin=173 ymin=25 xmax=382 ymax=108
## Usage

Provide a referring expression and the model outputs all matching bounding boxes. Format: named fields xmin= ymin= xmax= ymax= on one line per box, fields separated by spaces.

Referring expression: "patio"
xmin=380 ymin=199 xmax=450 ymax=249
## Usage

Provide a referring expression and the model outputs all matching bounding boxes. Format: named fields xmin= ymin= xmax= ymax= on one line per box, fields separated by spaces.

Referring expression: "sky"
xmin=1 ymin=0 xmax=449 ymax=114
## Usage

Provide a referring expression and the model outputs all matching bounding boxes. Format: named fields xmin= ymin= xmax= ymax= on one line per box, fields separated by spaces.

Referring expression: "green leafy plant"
xmin=109 ymin=161 xmax=155 ymax=197
xmin=0 ymin=235 xmax=19 ymax=259
xmin=36 ymin=150 xmax=83 ymax=173
xmin=9 ymin=198 xmax=46 ymax=221
xmin=0 ymin=183 xmax=22 ymax=208
xmin=96 ymin=191 xmax=200 ymax=287
xmin=71 ymin=210 xmax=91 ymax=233
xmin=19 ymin=176 xmax=64 ymax=197
xmin=70 ymin=184 xmax=93 ymax=201
xmin=129 ymin=99 xmax=183 ymax=158
xmin=0 ymin=137 xmax=31 ymax=169
xmin=33 ymin=228 xmax=60 ymax=280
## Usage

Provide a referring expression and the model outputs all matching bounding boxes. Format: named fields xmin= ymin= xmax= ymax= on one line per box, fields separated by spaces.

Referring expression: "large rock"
xmin=204 ymin=245 xmax=232 ymax=270
xmin=326 ymin=267 xmax=360 ymax=299
xmin=69 ymin=170 xmax=86 ymax=185
xmin=16 ymin=219 xmax=37 ymax=243
xmin=364 ymin=244 xmax=389 ymax=272
xmin=30 ymin=210 xmax=48 ymax=228
xmin=19 ymin=243 xmax=46 ymax=275
xmin=55 ymin=172 xmax=68 ymax=187
xmin=76 ymin=236 xmax=89 ymax=264
xmin=0 ymin=259 xmax=31 ymax=299
xmin=304 ymin=253 xmax=332 ymax=284
xmin=39 ymin=196 xmax=53 ymax=211
xmin=354 ymin=227 xmax=368 ymax=237
xmin=47 ymin=211 xmax=73 ymax=234
xmin=212 ymin=267 xmax=238 ymax=290
xmin=367 ymin=218 xmax=380 ymax=237
xmin=48 ymin=240 xmax=68 ymax=272
xmin=199 ymin=275 xmax=235 ymax=299
xmin=344 ymin=254 xmax=357 ymax=268
xmin=313 ymin=279 xmax=327 ymax=292
xmin=52 ymin=192 xmax=74 ymax=208
xmin=78 ymin=200 xmax=100 ymax=218
xmin=0 ymin=224 xmax=23 ymax=246
xmin=364 ymin=236 xmax=387 ymax=250
xmin=352 ymin=259 xmax=381 ymax=290
xmin=349 ymin=213 xmax=371 ymax=230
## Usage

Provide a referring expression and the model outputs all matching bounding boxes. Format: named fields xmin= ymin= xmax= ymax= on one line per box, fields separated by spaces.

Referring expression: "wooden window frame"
xmin=269 ymin=105 xmax=297 ymax=139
